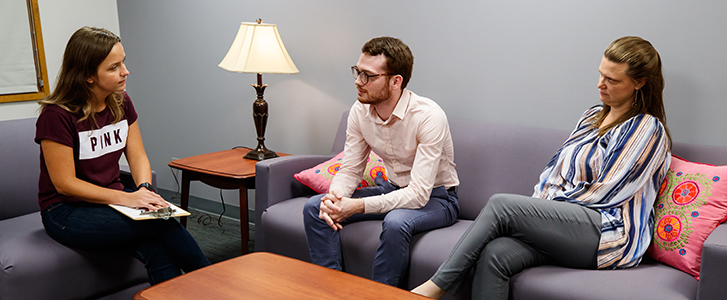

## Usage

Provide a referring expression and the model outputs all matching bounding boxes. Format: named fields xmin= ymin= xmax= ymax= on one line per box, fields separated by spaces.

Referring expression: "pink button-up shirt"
xmin=329 ymin=89 xmax=459 ymax=214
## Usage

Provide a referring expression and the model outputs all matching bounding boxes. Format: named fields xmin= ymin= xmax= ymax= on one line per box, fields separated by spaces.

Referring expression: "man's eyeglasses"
xmin=351 ymin=66 xmax=391 ymax=85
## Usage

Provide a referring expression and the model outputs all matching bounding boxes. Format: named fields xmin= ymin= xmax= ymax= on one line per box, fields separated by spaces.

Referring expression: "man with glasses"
xmin=303 ymin=36 xmax=460 ymax=287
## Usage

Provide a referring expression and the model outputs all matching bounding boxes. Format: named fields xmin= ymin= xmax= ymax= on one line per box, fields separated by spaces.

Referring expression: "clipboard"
xmin=109 ymin=201 xmax=190 ymax=220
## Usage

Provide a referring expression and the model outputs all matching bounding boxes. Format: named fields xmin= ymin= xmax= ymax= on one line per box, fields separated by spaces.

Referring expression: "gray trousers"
xmin=430 ymin=193 xmax=602 ymax=300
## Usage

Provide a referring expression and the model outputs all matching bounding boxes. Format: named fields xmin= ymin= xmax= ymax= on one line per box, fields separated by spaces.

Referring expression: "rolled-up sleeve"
xmin=329 ymin=104 xmax=371 ymax=197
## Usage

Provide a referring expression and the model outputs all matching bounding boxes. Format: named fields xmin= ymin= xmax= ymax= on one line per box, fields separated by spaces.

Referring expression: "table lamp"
xmin=218 ymin=19 xmax=299 ymax=160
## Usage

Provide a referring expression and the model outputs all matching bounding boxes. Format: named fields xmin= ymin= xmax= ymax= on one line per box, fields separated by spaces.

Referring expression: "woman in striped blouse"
xmin=412 ymin=36 xmax=671 ymax=299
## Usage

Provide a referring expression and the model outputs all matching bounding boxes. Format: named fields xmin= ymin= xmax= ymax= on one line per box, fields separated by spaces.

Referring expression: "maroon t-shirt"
xmin=35 ymin=92 xmax=138 ymax=211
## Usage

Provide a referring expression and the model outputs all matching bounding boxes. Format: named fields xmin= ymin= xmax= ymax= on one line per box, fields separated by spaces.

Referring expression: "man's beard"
xmin=357 ymin=82 xmax=391 ymax=105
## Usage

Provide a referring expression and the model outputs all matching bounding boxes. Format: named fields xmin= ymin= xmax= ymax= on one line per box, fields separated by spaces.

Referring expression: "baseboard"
xmin=157 ymin=188 xmax=253 ymax=224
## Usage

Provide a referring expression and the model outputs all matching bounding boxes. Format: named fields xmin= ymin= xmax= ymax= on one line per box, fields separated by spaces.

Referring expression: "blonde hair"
xmin=38 ymin=26 xmax=125 ymax=127
xmin=592 ymin=36 xmax=670 ymax=145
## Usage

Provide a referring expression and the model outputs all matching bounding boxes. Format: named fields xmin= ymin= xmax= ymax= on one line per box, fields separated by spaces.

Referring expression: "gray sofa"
xmin=0 ymin=117 xmax=151 ymax=300
xmin=256 ymin=111 xmax=727 ymax=300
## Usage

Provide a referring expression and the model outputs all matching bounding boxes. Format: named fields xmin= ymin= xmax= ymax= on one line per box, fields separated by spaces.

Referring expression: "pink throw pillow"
xmin=294 ymin=151 xmax=387 ymax=194
xmin=647 ymin=155 xmax=727 ymax=279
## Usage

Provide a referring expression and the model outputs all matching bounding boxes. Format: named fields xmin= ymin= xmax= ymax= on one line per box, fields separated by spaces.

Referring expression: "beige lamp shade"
xmin=218 ymin=22 xmax=299 ymax=74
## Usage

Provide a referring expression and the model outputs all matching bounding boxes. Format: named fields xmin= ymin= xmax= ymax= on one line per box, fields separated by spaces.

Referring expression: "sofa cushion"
xmin=293 ymin=150 xmax=386 ymax=194
xmin=0 ymin=212 xmax=148 ymax=300
xmin=647 ymin=155 xmax=727 ymax=279
xmin=510 ymin=261 xmax=697 ymax=300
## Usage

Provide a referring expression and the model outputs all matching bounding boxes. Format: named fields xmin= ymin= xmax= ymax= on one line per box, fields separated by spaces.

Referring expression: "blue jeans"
xmin=303 ymin=176 xmax=459 ymax=287
xmin=41 ymin=201 xmax=210 ymax=285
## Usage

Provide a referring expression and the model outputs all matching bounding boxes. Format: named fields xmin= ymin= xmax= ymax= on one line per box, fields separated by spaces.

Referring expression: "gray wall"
xmin=117 ymin=0 xmax=727 ymax=206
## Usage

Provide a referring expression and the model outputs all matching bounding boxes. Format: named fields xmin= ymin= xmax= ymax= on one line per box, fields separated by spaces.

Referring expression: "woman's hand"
xmin=123 ymin=188 xmax=170 ymax=211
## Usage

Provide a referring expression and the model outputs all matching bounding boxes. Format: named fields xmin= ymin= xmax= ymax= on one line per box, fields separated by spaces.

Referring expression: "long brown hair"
xmin=38 ymin=26 xmax=125 ymax=127
xmin=593 ymin=36 xmax=671 ymax=144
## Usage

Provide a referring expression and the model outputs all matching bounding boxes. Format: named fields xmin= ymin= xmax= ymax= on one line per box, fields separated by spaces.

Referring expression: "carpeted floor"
xmin=183 ymin=208 xmax=251 ymax=264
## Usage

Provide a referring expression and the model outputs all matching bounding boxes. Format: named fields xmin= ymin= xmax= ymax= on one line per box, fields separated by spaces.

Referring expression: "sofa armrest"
xmin=255 ymin=154 xmax=331 ymax=211
xmin=254 ymin=155 xmax=331 ymax=251
xmin=119 ymin=165 xmax=157 ymax=191
xmin=697 ymin=223 xmax=727 ymax=300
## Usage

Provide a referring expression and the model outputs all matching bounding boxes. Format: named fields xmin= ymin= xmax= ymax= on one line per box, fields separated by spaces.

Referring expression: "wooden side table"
xmin=134 ymin=252 xmax=429 ymax=300
xmin=168 ymin=148 xmax=288 ymax=254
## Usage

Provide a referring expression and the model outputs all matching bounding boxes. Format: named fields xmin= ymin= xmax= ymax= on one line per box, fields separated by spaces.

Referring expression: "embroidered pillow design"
xmin=647 ymin=155 xmax=727 ymax=279
xmin=294 ymin=151 xmax=387 ymax=194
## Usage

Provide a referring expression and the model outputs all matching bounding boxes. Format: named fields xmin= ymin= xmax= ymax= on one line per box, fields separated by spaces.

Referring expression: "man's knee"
xmin=380 ymin=210 xmax=414 ymax=240
xmin=303 ymin=194 xmax=324 ymax=221
xmin=305 ymin=194 xmax=325 ymax=209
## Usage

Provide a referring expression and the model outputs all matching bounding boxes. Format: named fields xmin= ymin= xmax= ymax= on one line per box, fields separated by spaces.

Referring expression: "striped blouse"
xmin=533 ymin=105 xmax=670 ymax=269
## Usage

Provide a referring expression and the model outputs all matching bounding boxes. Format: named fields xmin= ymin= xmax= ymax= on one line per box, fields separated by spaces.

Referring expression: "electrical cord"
xmin=217 ymin=189 xmax=226 ymax=227
xmin=168 ymin=165 xmax=226 ymax=228
xmin=169 ymin=166 xmax=181 ymax=202
xmin=166 ymin=144 xmax=255 ymax=228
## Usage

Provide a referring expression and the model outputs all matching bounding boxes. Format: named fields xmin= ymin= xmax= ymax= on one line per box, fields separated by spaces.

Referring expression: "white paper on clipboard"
xmin=109 ymin=201 xmax=190 ymax=220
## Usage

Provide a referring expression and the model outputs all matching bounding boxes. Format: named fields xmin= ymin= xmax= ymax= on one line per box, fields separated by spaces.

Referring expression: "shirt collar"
xmin=391 ymin=89 xmax=410 ymax=121
xmin=365 ymin=88 xmax=411 ymax=122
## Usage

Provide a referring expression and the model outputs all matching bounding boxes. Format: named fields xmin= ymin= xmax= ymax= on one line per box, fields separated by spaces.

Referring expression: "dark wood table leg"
xmin=239 ymin=183 xmax=249 ymax=254
xmin=180 ymin=171 xmax=191 ymax=227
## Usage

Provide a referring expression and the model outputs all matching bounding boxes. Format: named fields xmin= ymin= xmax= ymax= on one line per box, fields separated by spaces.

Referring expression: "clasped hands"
xmin=319 ymin=189 xmax=365 ymax=231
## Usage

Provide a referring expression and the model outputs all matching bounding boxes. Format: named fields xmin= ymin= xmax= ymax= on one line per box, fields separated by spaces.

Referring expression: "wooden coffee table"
xmin=134 ymin=252 xmax=429 ymax=300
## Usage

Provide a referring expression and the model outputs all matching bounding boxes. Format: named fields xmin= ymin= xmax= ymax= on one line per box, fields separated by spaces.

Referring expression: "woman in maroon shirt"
xmin=36 ymin=26 xmax=209 ymax=285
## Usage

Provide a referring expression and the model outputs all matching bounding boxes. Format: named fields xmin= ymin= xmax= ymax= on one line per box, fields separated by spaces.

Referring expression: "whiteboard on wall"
xmin=0 ymin=0 xmax=38 ymax=95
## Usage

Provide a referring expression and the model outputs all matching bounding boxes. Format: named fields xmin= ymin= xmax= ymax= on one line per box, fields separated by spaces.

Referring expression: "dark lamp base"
xmin=244 ymin=146 xmax=279 ymax=161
